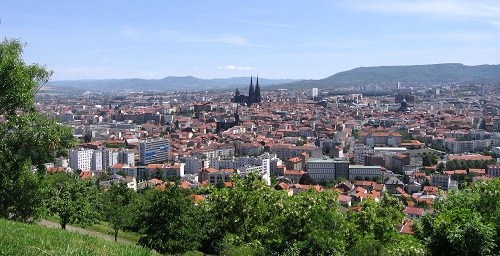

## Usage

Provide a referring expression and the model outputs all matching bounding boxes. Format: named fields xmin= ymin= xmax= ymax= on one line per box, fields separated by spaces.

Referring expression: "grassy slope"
xmin=44 ymin=214 xmax=140 ymax=243
xmin=0 ymin=218 xmax=158 ymax=256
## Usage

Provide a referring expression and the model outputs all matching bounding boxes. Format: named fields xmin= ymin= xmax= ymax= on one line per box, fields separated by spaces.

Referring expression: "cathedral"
xmin=231 ymin=76 xmax=261 ymax=105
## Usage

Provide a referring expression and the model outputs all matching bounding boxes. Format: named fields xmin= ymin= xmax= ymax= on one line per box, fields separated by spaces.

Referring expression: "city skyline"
xmin=2 ymin=0 xmax=500 ymax=81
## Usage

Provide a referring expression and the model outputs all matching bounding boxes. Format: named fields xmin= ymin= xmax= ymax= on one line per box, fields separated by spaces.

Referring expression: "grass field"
xmin=44 ymin=215 xmax=141 ymax=244
xmin=0 ymin=218 xmax=158 ymax=256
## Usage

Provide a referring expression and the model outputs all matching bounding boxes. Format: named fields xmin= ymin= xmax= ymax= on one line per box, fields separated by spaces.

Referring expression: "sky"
xmin=2 ymin=0 xmax=500 ymax=81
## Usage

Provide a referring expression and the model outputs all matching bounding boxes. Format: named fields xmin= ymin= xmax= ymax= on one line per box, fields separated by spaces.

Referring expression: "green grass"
xmin=44 ymin=215 xmax=141 ymax=244
xmin=0 ymin=218 xmax=158 ymax=256
xmin=84 ymin=221 xmax=141 ymax=244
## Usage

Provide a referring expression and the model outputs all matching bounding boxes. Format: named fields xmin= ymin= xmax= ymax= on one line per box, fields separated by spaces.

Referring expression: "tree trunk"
xmin=114 ymin=229 xmax=118 ymax=242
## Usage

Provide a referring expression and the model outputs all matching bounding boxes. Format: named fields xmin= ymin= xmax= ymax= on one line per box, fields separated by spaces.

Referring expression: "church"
xmin=231 ymin=76 xmax=262 ymax=105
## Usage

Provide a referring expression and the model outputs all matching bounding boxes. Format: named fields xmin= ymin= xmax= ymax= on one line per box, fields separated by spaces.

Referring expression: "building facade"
xmin=69 ymin=148 xmax=94 ymax=171
xmin=139 ymin=138 xmax=170 ymax=165
xmin=348 ymin=165 xmax=382 ymax=180
xmin=306 ymin=158 xmax=335 ymax=181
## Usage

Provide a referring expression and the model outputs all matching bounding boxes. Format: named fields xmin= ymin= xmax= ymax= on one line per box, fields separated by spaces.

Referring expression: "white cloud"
xmin=350 ymin=0 xmax=500 ymax=18
xmin=217 ymin=65 xmax=253 ymax=70
xmin=208 ymin=35 xmax=248 ymax=45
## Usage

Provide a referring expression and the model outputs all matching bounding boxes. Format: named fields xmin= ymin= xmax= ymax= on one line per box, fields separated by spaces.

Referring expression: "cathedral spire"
xmin=248 ymin=75 xmax=255 ymax=105
xmin=255 ymin=75 xmax=261 ymax=103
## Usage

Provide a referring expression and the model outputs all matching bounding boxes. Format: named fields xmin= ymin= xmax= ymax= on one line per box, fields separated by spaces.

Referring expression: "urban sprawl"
xmin=39 ymin=78 xmax=500 ymax=232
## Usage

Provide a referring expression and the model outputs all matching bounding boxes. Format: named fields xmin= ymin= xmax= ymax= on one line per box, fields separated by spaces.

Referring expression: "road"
xmin=38 ymin=219 xmax=135 ymax=245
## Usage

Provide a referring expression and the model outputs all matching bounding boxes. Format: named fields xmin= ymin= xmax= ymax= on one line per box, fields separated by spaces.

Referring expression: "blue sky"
xmin=2 ymin=0 xmax=500 ymax=80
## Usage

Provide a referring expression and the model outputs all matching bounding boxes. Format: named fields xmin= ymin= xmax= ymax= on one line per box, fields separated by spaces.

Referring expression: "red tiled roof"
xmin=403 ymin=206 xmax=425 ymax=216
xmin=449 ymin=155 xmax=492 ymax=161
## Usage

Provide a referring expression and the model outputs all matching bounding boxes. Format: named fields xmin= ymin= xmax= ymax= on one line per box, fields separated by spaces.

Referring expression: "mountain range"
xmin=47 ymin=76 xmax=298 ymax=92
xmin=47 ymin=63 xmax=500 ymax=92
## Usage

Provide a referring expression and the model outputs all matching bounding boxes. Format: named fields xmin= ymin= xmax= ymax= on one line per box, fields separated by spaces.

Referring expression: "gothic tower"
xmin=248 ymin=76 xmax=255 ymax=105
xmin=255 ymin=76 xmax=261 ymax=103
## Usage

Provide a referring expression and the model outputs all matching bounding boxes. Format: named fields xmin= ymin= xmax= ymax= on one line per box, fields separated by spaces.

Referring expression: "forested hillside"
xmin=267 ymin=63 xmax=500 ymax=89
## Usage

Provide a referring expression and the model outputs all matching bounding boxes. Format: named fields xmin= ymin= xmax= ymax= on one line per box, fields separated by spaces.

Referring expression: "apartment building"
xmin=348 ymin=165 xmax=382 ymax=180
xmin=139 ymin=138 xmax=170 ymax=165
xmin=69 ymin=148 xmax=94 ymax=171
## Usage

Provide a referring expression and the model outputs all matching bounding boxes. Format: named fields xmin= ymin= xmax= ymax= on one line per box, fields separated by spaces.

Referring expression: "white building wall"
xmin=69 ymin=149 xmax=93 ymax=171
xmin=306 ymin=158 xmax=337 ymax=182
xmin=92 ymin=150 xmax=103 ymax=171
xmin=348 ymin=166 xmax=382 ymax=180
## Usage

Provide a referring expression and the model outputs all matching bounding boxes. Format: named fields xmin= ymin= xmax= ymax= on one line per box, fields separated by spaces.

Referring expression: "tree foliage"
xmin=422 ymin=152 xmax=438 ymax=167
xmin=0 ymin=38 xmax=75 ymax=221
xmin=413 ymin=179 xmax=500 ymax=255
xmin=136 ymin=185 xmax=204 ymax=255
xmin=203 ymin=172 xmax=281 ymax=254
xmin=101 ymin=183 xmax=137 ymax=242
xmin=445 ymin=158 xmax=495 ymax=171
xmin=48 ymin=174 xmax=101 ymax=229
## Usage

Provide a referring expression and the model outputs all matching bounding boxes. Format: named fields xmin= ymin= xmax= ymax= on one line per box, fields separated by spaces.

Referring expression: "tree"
xmin=413 ymin=179 xmax=500 ymax=255
xmin=0 ymin=38 xmax=75 ymax=222
xmin=267 ymin=189 xmax=353 ymax=256
xmin=436 ymin=162 xmax=445 ymax=173
xmin=422 ymin=152 xmax=438 ymax=167
xmin=83 ymin=133 xmax=92 ymax=143
xmin=202 ymin=172 xmax=282 ymax=255
xmin=352 ymin=129 xmax=360 ymax=139
xmin=137 ymin=184 xmax=204 ymax=255
xmin=48 ymin=175 xmax=101 ymax=229
xmin=346 ymin=195 xmax=426 ymax=255
xmin=215 ymin=179 xmax=227 ymax=189
xmin=101 ymin=182 xmax=136 ymax=242
xmin=295 ymin=140 xmax=306 ymax=146
xmin=299 ymin=173 xmax=317 ymax=185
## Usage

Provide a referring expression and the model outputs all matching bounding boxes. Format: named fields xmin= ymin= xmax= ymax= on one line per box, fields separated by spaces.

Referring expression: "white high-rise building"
xmin=102 ymin=148 xmax=119 ymax=170
xmin=119 ymin=148 xmax=136 ymax=166
xmin=183 ymin=157 xmax=210 ymax=174
xmin=91 ymin=150 xmax=103 ymax=171
xmin=69 ymin=148 xmax=94 ymax=171
xmin=311 ymin=88 xmax=318 ymax=98
xmin=139 ymin=138 xmax=170 ymax=165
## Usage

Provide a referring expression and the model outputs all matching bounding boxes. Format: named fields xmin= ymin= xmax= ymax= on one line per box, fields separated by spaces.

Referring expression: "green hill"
xmin=267 ymin=63 xmax=500 ymax=90
xmin=0 ymin=218 xmax=158 ymax=256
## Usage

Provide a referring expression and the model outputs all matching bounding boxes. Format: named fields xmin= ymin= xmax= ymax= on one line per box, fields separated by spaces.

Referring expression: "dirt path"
xmin=38 ymin=219 xmax=134 ymax=245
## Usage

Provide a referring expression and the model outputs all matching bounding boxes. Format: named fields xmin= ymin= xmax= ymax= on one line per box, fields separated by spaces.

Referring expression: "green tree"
xmin=422 ymin=152 xmax=438 ymax=166
xmin=295 ymin=140 xmax=306 ymax=146
xmin=48 ymin=176 xmax=101 ymax=229
xmin=203 ymin=172 xmax=282 ymax=254
xmin=436 ymin=162 xmax=445 ymax=173
xmin=137 ymin=184 xmax=204 ymax=255
xmin=83 ymin=133 xmax=92 ymax=143
xmin=352 ymin=129 xmax=360 ymax=140
xmin=267 ymin=189 xmax=353 ymax=256
xmin=0 ymin=38 xmax=75 ymax=222
xmin=347 ymin=195 xmax=426 ymax=255
xmin=413 ymin=179 xmax=500 ymax=255
xmin=101 ymin=182 xmax=136 ymax=242
xmin=299 ymin=173 xmax=317 ymax=185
